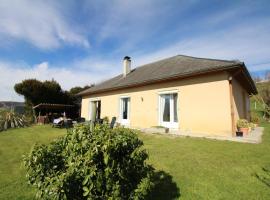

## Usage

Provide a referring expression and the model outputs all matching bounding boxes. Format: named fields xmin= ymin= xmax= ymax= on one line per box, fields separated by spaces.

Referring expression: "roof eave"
xmin=241 ymin=63 xmax=258 ymax=95
xmin=79 ymin=64 xmax=247 ymax=96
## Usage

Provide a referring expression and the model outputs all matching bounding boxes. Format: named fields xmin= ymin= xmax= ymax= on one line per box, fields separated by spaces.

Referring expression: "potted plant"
xmin=237 ymin=119 xmax=249 ymax=136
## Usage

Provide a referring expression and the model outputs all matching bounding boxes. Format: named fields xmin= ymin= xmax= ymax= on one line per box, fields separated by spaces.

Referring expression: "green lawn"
xmin=0 ymin=125 xmax=66 ymax=200
xmin=0 ymin=124 xmax=270 ymax=199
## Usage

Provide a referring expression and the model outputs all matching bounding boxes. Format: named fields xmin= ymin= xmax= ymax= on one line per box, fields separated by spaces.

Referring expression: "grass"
xmin=0 ymin=125 xmax=66 ymax=200
xmin=140 ymin=122 xmax=270 ymax=199
xmin=0 ymin=124 xmax=270 ymax=199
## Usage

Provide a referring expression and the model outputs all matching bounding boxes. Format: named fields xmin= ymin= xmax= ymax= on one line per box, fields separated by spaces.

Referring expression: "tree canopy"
xmin=14 ymin=79 xmax=92 ymax=106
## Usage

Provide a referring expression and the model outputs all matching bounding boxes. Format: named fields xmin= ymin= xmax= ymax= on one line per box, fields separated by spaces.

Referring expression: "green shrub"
xmin=237 ymin=119 xmax=249 ymax=128
xmin=23 ymin=124 xmax=154 ymax=199
xmin=250 ymin=112 xmax=260 ymax=124
xmin=248 ymin=122 xmax=255 ymax=130
xmin=0 ymin=109 xmax=28 ymax=132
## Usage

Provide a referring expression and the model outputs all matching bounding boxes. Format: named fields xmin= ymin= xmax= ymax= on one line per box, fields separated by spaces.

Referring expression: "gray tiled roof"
xmin=79 ymin=55 xmax=257 ymax=95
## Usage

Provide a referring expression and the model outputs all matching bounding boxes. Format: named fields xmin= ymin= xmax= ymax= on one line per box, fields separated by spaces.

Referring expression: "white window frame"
xmin=119 ymin=96 xmax=130 ymax=126
xmin=158 ymin=92 xmax=179 ymax=130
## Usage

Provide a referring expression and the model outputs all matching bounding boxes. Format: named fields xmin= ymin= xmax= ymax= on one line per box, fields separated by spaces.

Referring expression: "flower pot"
xmin=239 ymin=127 xmax=249 ymax=136
xmin=236 ymin=131 xmax=243 ymax=137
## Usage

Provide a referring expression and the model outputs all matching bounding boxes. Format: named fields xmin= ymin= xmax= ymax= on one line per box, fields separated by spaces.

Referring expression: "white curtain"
xmin=91 ymin=102 xmax=96 ymax=121
xmin=160 ymin=95 xmax=165 ymax=122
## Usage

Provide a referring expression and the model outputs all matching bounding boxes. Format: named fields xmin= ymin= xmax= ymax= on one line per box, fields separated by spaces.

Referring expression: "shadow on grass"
xmin=255 ymin=165 xmax=270 ymax=187
xmin=147 ymin=170 xmax=180 ymax=200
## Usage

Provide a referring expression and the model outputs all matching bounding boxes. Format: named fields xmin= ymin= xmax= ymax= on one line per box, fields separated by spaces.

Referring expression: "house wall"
xmin=81 ymin=72 xmax=235 ymax=136
xmin=232 ymin=78 xmax=250 ymax=123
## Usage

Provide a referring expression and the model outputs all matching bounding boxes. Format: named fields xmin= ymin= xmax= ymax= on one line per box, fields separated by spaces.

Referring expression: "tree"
xmin=256 ymin=81 xmax=270 ymax=106
xmin=68 ymin=85 xmax=93 ymax=105
xmin=14 ymin=79 xmax=44 ymax=106
xmin=14 ymin=79 xmax=77 ymax=106
xmin=69 ymin=85 xmax=93 ymax=96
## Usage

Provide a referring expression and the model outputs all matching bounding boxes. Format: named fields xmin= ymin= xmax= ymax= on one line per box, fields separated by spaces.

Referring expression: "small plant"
xmin=248 ymin=122 xmax=255 ymax=131
xmin=236 ymin=119 xmax=250 ymax=136
xmin=250 ymin=112 xmax=260 ymax=124
xmin=23 ymin=124 xmax=154 ymax=199
xmin=237 ymin=119 xmax=249 ymax=128
xmin=0 ymin=109 xmax=28 ymax=132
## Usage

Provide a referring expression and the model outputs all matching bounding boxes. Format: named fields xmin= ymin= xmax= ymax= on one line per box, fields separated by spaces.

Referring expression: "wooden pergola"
xmin=33 ymin=103 xmax=76 ymax=123
xmin=33 ymin=103 xmax=75 ymax=110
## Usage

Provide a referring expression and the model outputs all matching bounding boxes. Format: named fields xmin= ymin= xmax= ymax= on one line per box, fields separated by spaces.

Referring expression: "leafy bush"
xmin=250 ymin=112 xmax=260 ymax=124
xmin=0 ymin=109 xmax=28 ymax=132
xmin=237 ymin=119 xmax=249 ymax=128
xmin=248 ymin=122 xmax=255 ymax=130
xmin=23 ymin=124 xmax=154 ymax=199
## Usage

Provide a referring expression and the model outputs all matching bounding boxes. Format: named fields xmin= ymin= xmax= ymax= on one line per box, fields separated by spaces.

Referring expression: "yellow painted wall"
xmin=81 ymin=72 xmax=236 ymax=136
xmin=232 ymin=78 xmax=250 ymax=122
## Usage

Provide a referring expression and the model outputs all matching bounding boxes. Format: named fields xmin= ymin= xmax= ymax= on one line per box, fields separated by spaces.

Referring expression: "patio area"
xmin=141 ymin=127 xmax=264 ymax=144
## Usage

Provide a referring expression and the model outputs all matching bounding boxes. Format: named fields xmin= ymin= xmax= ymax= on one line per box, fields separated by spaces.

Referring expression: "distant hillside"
xmin=0 ymin=101 xmax=25 ymax=114
xmin=251 ymin=80 xmax=270 ymax=119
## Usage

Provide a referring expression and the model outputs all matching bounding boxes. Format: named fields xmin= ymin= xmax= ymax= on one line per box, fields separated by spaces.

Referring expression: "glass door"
xmin=159 ymin=93 xmax=178 ymax=129
xmin=120 ymin=97 xmax=130 ymax=125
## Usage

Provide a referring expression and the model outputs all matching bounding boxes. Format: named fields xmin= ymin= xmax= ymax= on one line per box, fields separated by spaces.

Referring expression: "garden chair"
xmin=110 ymin=117 xmax=116 ymax=129
xmin=52 ymin=118 xmax=64 ymax=128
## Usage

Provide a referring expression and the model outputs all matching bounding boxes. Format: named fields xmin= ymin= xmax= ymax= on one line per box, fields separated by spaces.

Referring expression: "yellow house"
xmin=79 ymin=55 xmax=257 ymax=136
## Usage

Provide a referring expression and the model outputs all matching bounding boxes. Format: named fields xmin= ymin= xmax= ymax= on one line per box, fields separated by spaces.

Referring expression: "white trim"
xmin=119 ymin=95 xmax=130 ymax=98
xmin=157 ymin=89 xmax=179 ymax=95
xmin=158 ymin=92 xmax=179 ymax=130
xmin=89 ymin=97 xmax=101 ymax=101
xmin=119 ymin=96 xmax=130 ymax=126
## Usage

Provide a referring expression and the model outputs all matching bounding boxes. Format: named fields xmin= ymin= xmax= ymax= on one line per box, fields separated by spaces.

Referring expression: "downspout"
xmin=229 ymin=76 xmax=236 ymax=135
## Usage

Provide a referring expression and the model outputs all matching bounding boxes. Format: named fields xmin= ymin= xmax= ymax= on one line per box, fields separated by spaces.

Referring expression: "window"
xmin=120 ymin=97 xmax=130 ymax=124
xmin=89 ymin=100 xmax=101 ymax=121
xmin=159 ymin=93 xmax=178 ymax=129
xmin=173 ymin=93 xmax=178 ymax=122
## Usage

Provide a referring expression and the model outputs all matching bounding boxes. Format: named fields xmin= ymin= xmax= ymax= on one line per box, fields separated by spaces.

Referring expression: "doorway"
xmin=120 ymin=97 xmax=130 ymax=125
xmin=159 ymin=93 xmax=178 ymax=129
xmin=90 ymin=100 xmax=101 ymax=121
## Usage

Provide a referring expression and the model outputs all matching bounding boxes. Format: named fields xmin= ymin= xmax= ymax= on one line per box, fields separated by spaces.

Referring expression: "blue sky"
xmin=0 ymin=0 xmax=269 ymax=101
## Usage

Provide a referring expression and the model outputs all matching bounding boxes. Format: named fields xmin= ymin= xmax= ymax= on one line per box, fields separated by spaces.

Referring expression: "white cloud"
xmin=131 ymin=19 xmax=270 ymax=71
xmin=0 ymin=0 xmax=89 ymax=49
xmin=0 ymin=60 xmax=117 ymax=101
xmin=0 ymin=1 xmax=270 ymax=101
xmin=94 ymin=0 xmax=198 ymax=46
xmin=1 ymin=22 xmax=269 ymax=101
